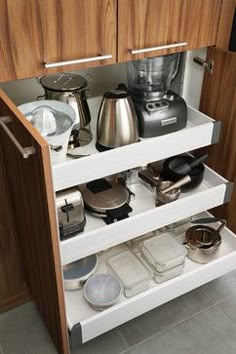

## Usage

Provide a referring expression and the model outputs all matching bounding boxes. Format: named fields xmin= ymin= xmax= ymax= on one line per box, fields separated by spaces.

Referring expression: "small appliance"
xmin=56 ymin=187 xmax=86 ymax=240
xmin=96 ymin=87 xmax=139 ymax=151
xmin=127 ymin=53 xmax=187 ymax=138
xmin=38 ymin=72 xmax=92 ymax=148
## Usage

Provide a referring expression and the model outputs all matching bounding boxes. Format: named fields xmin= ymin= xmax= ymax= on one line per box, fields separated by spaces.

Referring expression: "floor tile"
xmin=176 ymin=305 xmax=236 ymax=354
xmin=217 ymin=295 xmax=236 ymax=323
xmin=0 ymin=302 xmax=57 ymax=354
xmin=200 ymin=270 xmax=236 ymax=303
xmin=124 ymin=305 xmax=236 ymax=354
xmin=118 ymin=287 xmax=214 ymax=346
xmin=123 ymin=319 xmax=207 ymax=354
xmin=72 ymin=329 xmax=128 ymax=354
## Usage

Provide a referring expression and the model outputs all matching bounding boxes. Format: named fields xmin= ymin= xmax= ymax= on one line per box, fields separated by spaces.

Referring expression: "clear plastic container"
xmin=107 ymin=251 xmax=152 ymax=298
xmin=153 ymin=263 xmax=184 ymax=284
xmin=142 ymin=233 xmax=187 ymax=272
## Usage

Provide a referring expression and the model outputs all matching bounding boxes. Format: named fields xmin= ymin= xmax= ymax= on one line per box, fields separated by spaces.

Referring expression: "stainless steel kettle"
xmin=96 ymin=88 xmax=139 ymax=151
xmin=38 ymin=73 xmax=91 ymax=130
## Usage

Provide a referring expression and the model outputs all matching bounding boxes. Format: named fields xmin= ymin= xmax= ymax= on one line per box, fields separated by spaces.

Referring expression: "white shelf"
xmin=53 ymin=106 xmax=220 ymax=191
xmin=60 ymin=165 xmax=232 ymax=265
xmin=65 ymin=213 xmax=236 ymax=344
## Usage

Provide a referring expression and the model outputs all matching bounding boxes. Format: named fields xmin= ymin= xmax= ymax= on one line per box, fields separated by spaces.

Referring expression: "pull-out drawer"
xmin=53 ymin=106 xmax=221 ymax=191
xmin=60 ymin=165 xmax=232 ymax=265
xmin=65 ymin=212 xmax=236 ymax=345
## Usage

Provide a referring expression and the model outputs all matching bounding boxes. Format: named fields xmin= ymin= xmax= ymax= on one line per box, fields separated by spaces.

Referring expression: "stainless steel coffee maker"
xmin=38 ymin=73 xmax=92 ymax=148
xmin=127 ymin=53 xmax=187 ymax=138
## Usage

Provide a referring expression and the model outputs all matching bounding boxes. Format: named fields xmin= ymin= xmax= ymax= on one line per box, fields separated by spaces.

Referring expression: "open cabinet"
xmin=0 ymin=46 xmax=236 ymax=353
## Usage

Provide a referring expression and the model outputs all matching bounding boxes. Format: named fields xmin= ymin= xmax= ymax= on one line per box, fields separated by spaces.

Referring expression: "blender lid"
xmin=39 ymin=73 xmax=87 ymax=92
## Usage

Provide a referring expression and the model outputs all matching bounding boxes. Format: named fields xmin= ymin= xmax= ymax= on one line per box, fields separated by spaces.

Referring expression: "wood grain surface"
xmin=0 ymin=0 xmax=44 ymax=82
xmin=0 ymin=139 xmax=29 ymax=312
xmin=118 ymin=0 xmax=222 ymax=62
xmin=39 ymin=0 xmax=117 ymax=73
xmin=0 ymin=89 xmax=69 ymax=354
xmin=216 ymin=0 xmax=236 ymax=51
xmin=200 ymin=48 xmax=236 ymax=232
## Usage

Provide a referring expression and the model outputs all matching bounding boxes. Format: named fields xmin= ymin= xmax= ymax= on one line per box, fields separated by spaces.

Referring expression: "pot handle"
xmin=191 ymin=217 xmax=226 ymax=232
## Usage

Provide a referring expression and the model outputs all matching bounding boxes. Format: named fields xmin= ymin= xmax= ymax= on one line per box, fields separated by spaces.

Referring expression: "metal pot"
xmin=185 ymin=217 xmax=226 ymax=263
xmin=38 ymin=73 xmax=91 ymax=130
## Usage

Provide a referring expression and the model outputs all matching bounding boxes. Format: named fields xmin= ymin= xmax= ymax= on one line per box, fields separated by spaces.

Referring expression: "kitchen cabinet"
xmin=0 ymin=0 xmax=116 ymax=82
xmin=0 ymin=0 xmax=44 ymax=82
xmin=200 ymin=48 xmax=236 ymax=232
xmin=0 ymin=143 xmax=29 ymax=312
xmin=118 ymin=0 xmax=222 ymax=62
xmin=39 ymin=0 xmax=116 ymax=73
xmin=1 ymin=65 xmax=236 ymax=351
xmin=0 ymin=90 xmax=69 ymax=354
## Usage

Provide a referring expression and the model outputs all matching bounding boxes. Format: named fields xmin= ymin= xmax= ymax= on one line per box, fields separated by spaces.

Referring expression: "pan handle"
xmin=192 ymin=217 xmax=226 ymax=232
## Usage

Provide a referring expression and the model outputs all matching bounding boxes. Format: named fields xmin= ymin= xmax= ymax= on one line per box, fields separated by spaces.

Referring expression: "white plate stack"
xmin=107 ymin=251 xmax=152 ymax=297
xmin=141 ymin=233 xmax=187 ymax=283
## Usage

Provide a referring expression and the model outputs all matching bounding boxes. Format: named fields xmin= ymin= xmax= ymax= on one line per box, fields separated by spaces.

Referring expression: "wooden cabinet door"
xmin=0 ymin=0 xmax=44 ymax=82
xmin=200 ymin=48 xmax=236 ymax=233
xmin=0 ymin=89 xmax=69 ymax=354
xmin=39 ymin=0 xmax=117 ymax=73
xmin=118 ymin=0 xmax=222 ymax=62
xmin=0 ymin=145 xmax=30 ymax=312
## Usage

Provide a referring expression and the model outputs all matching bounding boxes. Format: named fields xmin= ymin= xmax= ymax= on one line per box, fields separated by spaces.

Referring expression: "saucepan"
xmin=185 ymin=217 xmax=226 ymax=263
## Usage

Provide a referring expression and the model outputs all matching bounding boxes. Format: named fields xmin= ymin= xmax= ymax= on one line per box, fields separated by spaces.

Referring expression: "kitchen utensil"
xmin=162 ymin=155 xmax=205 ymax=191
xmin=126 ymin=53 xmax=187 ymax=137
xmin=185 ymin=217 xmax=225 ymax=263
xmin=63 ymin=254 xmax=97 ymax=290
xmin=56 ymin=187 xmax=86 ymax=240
xmin=107 ymin=251 xmax=152 ymax=298
xmin=171 ymin=153 xmax=208 ymax=175
xmin=83 ymin=273 xmax=122 ymax=311
xmin=96 ymin=88 xmax=139 ymax=151
xmin=38 ymin=73 xmax=92 ymax=148
xmin=38 ymin=73 xmax=91 ymax=129
xmin=79 ymin=178 xmax=133 ymax=224
xmin=18 ymin=100 xmax=76 ymax=164
xmin=161 ymin=175 xmax=191 ymax=193
xmin=155 ymin=181 xmax=181 ymax=205
xmin=142 ymin=233 xmax=187 ymax=272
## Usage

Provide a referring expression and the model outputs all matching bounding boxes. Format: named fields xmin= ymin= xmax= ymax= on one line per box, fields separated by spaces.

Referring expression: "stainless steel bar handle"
xmin=44 ymin=54 xmax=113 ymax=69
xmin=0 ymin=117 xmax=36 ymax=159
xmin=130 ymin=42 xmax=188 ymax=55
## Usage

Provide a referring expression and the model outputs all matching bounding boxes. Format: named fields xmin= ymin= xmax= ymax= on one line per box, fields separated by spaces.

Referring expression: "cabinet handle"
xmin=130 ymin=42 xmax=188 ymax=55
xmin=43 ymin=54 xmax=113 ymax=69
xmin=0 ymin=116 xmax=36 ymax=159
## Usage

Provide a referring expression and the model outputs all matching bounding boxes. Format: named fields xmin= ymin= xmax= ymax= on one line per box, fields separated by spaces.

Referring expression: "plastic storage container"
xmin=142 ymin=233 xmax=187 ymax=272
xmin=107 ymin=251 xmax=152 ymax=297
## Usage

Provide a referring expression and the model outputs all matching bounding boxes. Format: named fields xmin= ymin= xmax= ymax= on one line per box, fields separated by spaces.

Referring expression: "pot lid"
xmin=79 ymin=178 xmax=130 ymax=212
xmin=39 ymin=73 xmax=87 ymax=92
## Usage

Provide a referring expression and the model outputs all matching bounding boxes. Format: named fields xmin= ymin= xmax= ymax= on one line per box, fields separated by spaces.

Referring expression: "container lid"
xmin=63 ymin=254 xmax=97 ymax=281
xmin=107 ymin=251 xmax=152 ymax=289
xmin=143 ymin=233 xmax=187 ymax=266
xmin=39 ymin=73 xmax=87 ymax=92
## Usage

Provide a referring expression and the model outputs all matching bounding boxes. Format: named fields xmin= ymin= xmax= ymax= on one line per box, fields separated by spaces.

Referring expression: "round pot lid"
xmin=79 ymin=178 xmax=130 ymax=213
xmin=39 ymin=73 xmax=87 ymax=92
xmin=63 ymin=254 xmax=97 ymax=281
